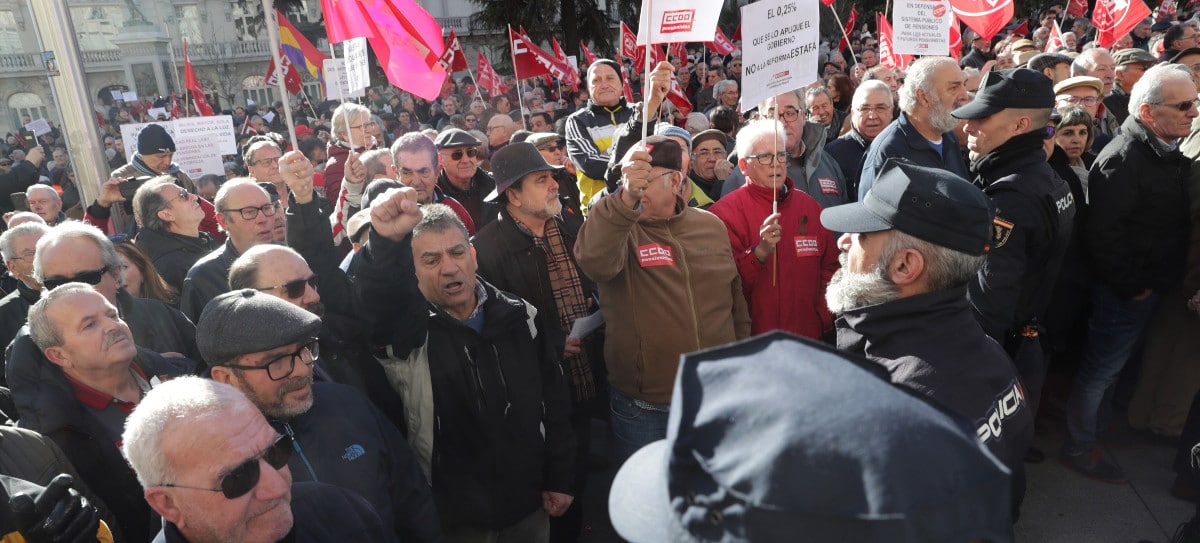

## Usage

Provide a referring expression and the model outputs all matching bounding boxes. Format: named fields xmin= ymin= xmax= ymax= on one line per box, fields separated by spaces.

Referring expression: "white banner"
xmin=636 ymin=0 xmax=723 ymax=44
xmin=119 ymin=122 xmax=176 ymax=162
xmin=894 ymin=0 xmax=951 ymax=56
xmin=122 ymin=91 xmax=138 ymax=102
xmin=343 ymin=37 xmax=371 ymax=93
xmin=173 ymin=115 xmax=238 ymax=155
xmin=322 ymin=59 xmax=367 ymax=100
xmin=24 ymin=118 xmax=51 ymax=137
xmin=739 ymin=0 xmax=820 ymax=113
xmin=118 ymin=120 xmax=226 ymax=178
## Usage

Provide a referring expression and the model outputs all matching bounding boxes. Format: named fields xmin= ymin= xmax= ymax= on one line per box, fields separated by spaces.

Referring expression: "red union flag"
xmin=509 ymin=27 xmax=576 ymax=82
xmin=183 ymin=39 xmax=214 ymax=116
xmin=438 ymin=30 xmax=469 ymax=72
xmin=1093 ymin=0 xmax=1152 ymax=48
xmin=949 ymin=13 xmax=963 ymax=60
xmin=551 ymin=37 xmax=581 ymax=89
xmin=475 ymin=53 xmax=507 ymax=97
xmin=266 ymin=51 xmax=303 ymax=95
xmin=666 ymin=75 xmax=692 ymax=116
xmin=1067 ymin=0 xmax=1088 ymax=17
xmin=706 ymin=27 xmax=735 ymax=55
xmin=1156 ymin=0 xmax=1177 ymax=22
xmin=620 ymin=22 xmax=639 ymax=60
xmin=580 ymin=41 xmax=598 ymax=65
xmin=636 ymin=0 xmax=722 ymax=44
xmin=877 ymin=15 xmax=913 ymax=69
xmin=1045 ymin=21 xmax=1064 ymax=51
xmin=838 ymin=7 xmax=859 ymax=50
xmin=949 ymin=0 xmax=1014 ymax=41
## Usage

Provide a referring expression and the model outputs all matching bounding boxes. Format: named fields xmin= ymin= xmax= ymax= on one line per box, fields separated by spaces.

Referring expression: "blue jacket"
xmin=858 ymin=112 xmax=970 ymax=200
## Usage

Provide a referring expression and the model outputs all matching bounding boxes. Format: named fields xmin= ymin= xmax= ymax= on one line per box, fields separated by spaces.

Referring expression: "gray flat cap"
xmin=196 ymin=289 xmax=322 ymax=366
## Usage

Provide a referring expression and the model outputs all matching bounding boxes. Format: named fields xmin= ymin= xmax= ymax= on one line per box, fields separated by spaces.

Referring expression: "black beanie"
xmin=137 ymin=123 xmax=176 ymax=155
xmin=586 ymin=59 xmax=624 ymax=86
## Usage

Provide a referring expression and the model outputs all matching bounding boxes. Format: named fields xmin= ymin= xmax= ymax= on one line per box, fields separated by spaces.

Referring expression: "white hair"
xmin=0 ymin=222 xmax=49 ymax=261
xmin=735 ymin=119 xmax=787 ymax=159
xmin=853 ymin=80 xmax=894 ymax=109
xmin=1129 ymin=63 xmax=1196 ymax=118
xmin=122 ymin=377 xmax=260 ymax=488
xmin=330 ymin=102 xmax=371 ymax=144
xmin=899 ymin=57 xmax=959 ymax=114
xmin=32 ymin=222 xmax=122 ymax=286
xmin=25 ymin=184 xmax=60 ymax=202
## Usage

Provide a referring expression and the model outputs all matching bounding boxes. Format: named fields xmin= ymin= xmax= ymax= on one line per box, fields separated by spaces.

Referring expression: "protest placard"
xmin=636 ymin=0 xmax=723 ymax=44
xmin=24 ymin=118 xmax=51 ymax=137
xmin=894 ymin=0 xmax=951 ymax=56
xmin=344 ymin=37 xmax=370 ymax=93
xmin=739 ymin=0 xmax=820 ymax=112
xmin=173 ymin=116 xmax=238 ymax=155
xmin=118 ymin=120 xmax=225 ymax=177
xmin=148 ymin=107 xmax=169 ymax=120
xmin=322 ymin=59 xmax=367 ymax=100
xmin=120 ymin=122 xmax=177 ymax=162
xmin=122 ymin=91 xmax=138 ymax=102
xmin=111 ymin=89 xmax=124 ymax=101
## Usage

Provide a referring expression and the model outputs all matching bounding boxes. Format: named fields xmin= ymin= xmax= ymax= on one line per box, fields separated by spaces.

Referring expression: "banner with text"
xmin=119 ymin=120 xmax=230 ymax=178
xmin=894 ymin=0 xmax=951 ymax=55
xmin=739 ymin=0 xmax=820 ymax=113
xmin=322 ymin=59 xmax=367 ymax=99
xmin=343 ymin=37 xmax=371 ymax=93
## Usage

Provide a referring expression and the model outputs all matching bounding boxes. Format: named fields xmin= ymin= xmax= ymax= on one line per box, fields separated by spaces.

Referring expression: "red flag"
xmin=266 ymin=51 xmax=303 ymax=95
xmin=706 ymin=27 xmax=735 ymax=55
xmin=476 ymin=53 xmax=508 ymax=97
xmin=509 ymin=27 xmax=575 ymax=82
xmin=950 ymin=0 xmax=1014 ymax=41
xmin=551 ymin=37 xmax=581 ymax=89
xmin=580 ymin=41 xmax=598 ymax=65
xmin=438 ymin=30 xmax=469 ymax=72
xmin=1013 ymin=19 xmax=1029 ymax=37
xmin=620 ymin=22 xmax=639 ymax=60
xmin=183 ymin=39 xmax=214 ymax=116
xmin=1067 ymin=0 xmax=1088 ymax=17
xmin=668 ymin=42 xmax=687 ymax=63
xmin=666 ymin=75 xmax=692 ymax=116
xmin=1093 ymin=0 xmax=1152 ymax=48
xmin=634 ymin=45 xmax=666 ymax=72
xmin=878 ymin=15 xmax=913 ymax=70
xmin=1157 ymin=0 xmax=1178 ymax=22
xmin=169 ymin=94 xmax=183 ymax=119
xmin=1045 ymin=21 xmax=1065 ymax=51
xmin=821 ymin=0 xmax=834 ymax=5
xmin=622 ymin=78 xmax=635 ymax=103
xmin=732 ymin=23 xmax=741 ymax=41
xmin=949 ymin=14 xmax=963 ymax=60
xmin=839 ymin=7 xmax=859 ymax=50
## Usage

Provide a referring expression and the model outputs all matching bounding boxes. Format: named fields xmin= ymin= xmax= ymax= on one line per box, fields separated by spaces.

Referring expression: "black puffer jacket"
xmin=1086 ymin=116 xmax=1191 ymax=298
xmin=134 ymin=228 xmax=216 ymax=292
xmin=0 ymin=283 xmax=38 ymax=382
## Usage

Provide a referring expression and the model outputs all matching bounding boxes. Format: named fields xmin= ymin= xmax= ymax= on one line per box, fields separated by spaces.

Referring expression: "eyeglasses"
xmin=157 ymin=434 xmax=293 ymax=499
xmin=447 ymin=148 xmax=479 ymax=160
xmin=166 ymin=188 xmax=192 ymax=205
xmin=223 ymin=338 xmax=320 ymax=381
xmin=9 ymin=250 xmax=35 ymax=261
xmin=251 ymin=155 xmax=281 ymax=166
xmin=542 ymin=144 xmax=562 ymax=153
xmin=256 ymin=275 xmax=318 ymax=299
xmin=693 ymin=148 xmax=725 ymax=158
xmin=221 ymin=202 xmax=280 ymax=220
xmin=770 ymin=109 xmax=801 ymax=121
xmin=42 ymin=265 xmax=113 ymax=291
xmin=745 ymin=152 xmax=789 ymax=165
xmin=1154 ymin=98 xmax=1200 ymax=111
xmin=465 ymin=117 xmax=477 ymax=123
xmin=1056 ymin=95 xmax=1099 ymax=106
xmin=855 ymin=105 xmax=892 ymax=117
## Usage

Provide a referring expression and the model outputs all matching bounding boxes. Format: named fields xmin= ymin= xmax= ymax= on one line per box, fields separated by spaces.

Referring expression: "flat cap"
xmin=1113 ymin=48 xmax=1159 ymax=66
xmin=196 ymin=289 xmax=322 ymax=366
xmin=1053 ymin=75 xmax=1104 ymax=95
xmin=526 ymin=132 xmax=562 ymax=150
xmin=691 ymin=129 xmax=729 ymax=150
xmin=433 ymin=128 xmax=480 ymax=149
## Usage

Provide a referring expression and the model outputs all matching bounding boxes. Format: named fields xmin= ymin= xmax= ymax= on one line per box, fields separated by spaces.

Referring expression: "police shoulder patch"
xmin=992 ymin=217 xmax=1014 ymax=249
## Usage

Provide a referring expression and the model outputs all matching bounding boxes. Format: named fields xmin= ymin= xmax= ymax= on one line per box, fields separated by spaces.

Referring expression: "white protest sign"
xmin=322 ymin=59 xmax=367 ymax=100
xmin=739 ymin=0 xmax=820 ymax=113
xmin=343 ymin=37 xmax=370 ymax=93
xmin=173 ymin=115 xmax=238 ymax=155
xmin=148 ymin=107 xmax=169 ymax=120
xmin=262 ymin=111 xmax=276 ymax=124
xmin=122 ymin=91 xmax=138 ymax=102
xmin=893 ymin=0 xmax=951 ymax=56
xmin=172 ymin=128 xmax=227 ymax=178
xmin=24 ymin=118 xmax=51 ymax=137
xmin=111 ymin=89 xmax=124 ymax=101
xmin=119 ymin=122 xmax=177 ymax=162
xmin=636 ymin=0 xmax=723 ymax=44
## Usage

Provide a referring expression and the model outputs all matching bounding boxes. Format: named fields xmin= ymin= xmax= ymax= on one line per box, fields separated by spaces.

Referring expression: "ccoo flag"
xmin=636 ymin=0 xmax=723 ymax=44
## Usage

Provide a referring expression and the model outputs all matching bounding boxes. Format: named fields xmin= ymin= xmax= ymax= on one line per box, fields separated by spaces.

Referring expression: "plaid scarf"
xmin=514 ymin=214 xmax=596 ymax=401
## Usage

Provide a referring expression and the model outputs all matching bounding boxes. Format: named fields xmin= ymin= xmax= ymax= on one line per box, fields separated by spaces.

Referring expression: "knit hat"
xmin=137 ymin=124 xmax=175 ymax=155
xmin=587 ymin=59 xmax=624 ymax=86
xmin=196 ymin=289 xmax=322 ymax=366
xmin=653 ymin=125 xmax=693 ymax=152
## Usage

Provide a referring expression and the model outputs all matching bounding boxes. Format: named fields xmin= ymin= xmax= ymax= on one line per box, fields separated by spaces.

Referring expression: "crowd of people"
xmin=3 ymin=4 xmax=1200 ymax=542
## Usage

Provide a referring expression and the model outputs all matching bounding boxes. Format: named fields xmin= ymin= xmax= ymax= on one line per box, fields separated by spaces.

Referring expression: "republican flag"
xmin=580 ymin=41 xmax=598 ymax=65
xmin=183 ymin=39 xmax=214 ymax=116
xmin=636 ymin=0 xmax=722 ymax=44
xmin=476 ymin=53 xmax=507 ymax=97
xmin=266 ymin=52 xmax=304 ymax=95
xmin=276 ymin=10 xmax=327 ymax=80
xmin=439 ymin=30 xmax=469 ymax=72
xmin=1067 ymin=0 xmax=1088 ymax=17
xmin=550 ymin=37 xmax=581 ymax=89
xmin=1045 ymin=21 xmax=1065 ymax=51
xmin=1093 ymin=0 xmax=1152 ymax=48
xmin=839 ymin=6 xmax=859 ymax=51
xmin=706 ymin=27 xmax=735 ymax=55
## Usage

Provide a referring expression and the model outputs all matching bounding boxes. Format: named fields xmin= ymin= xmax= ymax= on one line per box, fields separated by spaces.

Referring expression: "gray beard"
xmin=825 ymin=252 xmax=902 ymax=314
xmin=928 ymin=97 xmax=960 ymax=134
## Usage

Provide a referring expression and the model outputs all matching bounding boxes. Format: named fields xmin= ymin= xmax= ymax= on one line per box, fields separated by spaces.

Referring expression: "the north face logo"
xmin=342 ymin=444 xmax=365 ymax=461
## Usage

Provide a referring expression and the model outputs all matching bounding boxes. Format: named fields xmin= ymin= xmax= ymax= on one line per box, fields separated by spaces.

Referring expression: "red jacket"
xmin=709 ymin=178 xmax=839 ymax=338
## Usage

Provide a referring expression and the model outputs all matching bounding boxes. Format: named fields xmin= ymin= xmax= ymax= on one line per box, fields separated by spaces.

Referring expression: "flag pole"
xmin=830 ymin=3 xmax=859 ymax=70
xmin=263 ymin=0 xmax=298 ymax=150
xmin=184 ymin=38 xmax=193 ymax=118
xmin=325 ymin=39 xmax=357 ymax=149
xmin=165 ymin=27 xmax=185 ymax=117
xmin=640 ymin=0 xmax=654 ymax=145
xmin=509 ymin=26 xmax=530 ymax=131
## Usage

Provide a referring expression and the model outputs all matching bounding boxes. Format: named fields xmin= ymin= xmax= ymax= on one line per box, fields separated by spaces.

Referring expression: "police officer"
xmin=951 ymin=68 xmax=1076 ymax=438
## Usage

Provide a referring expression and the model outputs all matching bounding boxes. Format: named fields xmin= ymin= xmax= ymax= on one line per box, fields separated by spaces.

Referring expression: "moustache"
xmin=102 ymin=330 xmax=129 ymax=350
xmin=280 ymin=375 xmax=313 ymax=395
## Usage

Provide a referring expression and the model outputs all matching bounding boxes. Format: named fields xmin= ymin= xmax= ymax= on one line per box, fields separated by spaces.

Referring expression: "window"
xmin=177 ymin=5 xmax=205 ymax=44
xmin=9 ymin=93 xmax=47 ymax=130
xmin=230 ymin=1 xmax=264 ymax=42
xmin=242 ymin=76 xmax=275 ymax=109
xmin=69 ymin=6 xmax=121 ymax=51
xmin=0 ymin=11 xmax=20 ymax=55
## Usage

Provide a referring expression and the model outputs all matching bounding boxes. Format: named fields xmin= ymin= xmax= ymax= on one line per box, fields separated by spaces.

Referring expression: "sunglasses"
xmin=159 ymin=434 xmax=294 ymax=499
xmin=43 ymin=265 xmax=112 ymax=291
xmin=256 ymin=275 xmax=318 ymax=299
xmin=448 ymin=147 xmax=479 ymax=160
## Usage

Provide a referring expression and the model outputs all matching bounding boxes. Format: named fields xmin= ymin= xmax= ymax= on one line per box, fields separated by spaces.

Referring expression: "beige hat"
xmin=1053 ymin=76 xmax=1104 ymax=95
xmin=1011 ymin=38 xmax=1037 ymax=51
xmin=1014 ymin=49 xmax=1040 ymax=67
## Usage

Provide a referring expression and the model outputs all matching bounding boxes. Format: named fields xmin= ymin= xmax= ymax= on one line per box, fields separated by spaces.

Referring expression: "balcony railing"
xmin=0 ymin=53 xmax=42 ymax=74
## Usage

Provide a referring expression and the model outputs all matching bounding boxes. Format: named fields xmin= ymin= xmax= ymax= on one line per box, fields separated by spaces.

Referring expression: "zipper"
xmin=463 ymin=345 xmax=487 ymax=413
xmin=492 ymin=344 xmax=512 ymax=418
xmin=281 ymin=421 xmax=319 ymax=482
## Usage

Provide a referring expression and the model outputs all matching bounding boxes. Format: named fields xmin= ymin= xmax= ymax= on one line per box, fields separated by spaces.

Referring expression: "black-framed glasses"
xmin=773 ymin=109 xmax=801 ymax=121
xmin=745 ymin=152 xmax=789 ymax=165
xmin=448 ymin=148 xmax=479 ymax=160
xmin=221 ymin=202 xmax=280 ymax=220
xmin=256 ymin=275 xmax=318 ymax=299
xmin=1056 ymin=95 xmax=1099 ymax=106
xmin=157 ymin=434 xmax=293 ymax=499
xmin=1155 ymin=98 xmax=1200 ymax=112
xmin=464 ymin=117 xmax=477 ymax=123
xmin=223 ymin=338 xmax=320 ymax=381
xmin=542 ymin=144 xmax=562 ymax=153
xmin=43 ymin=265 xmax=112 ymax=291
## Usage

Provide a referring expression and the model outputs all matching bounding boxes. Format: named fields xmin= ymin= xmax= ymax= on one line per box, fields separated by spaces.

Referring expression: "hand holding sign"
xmin=619 ymin=144 xmax=654 ymax=208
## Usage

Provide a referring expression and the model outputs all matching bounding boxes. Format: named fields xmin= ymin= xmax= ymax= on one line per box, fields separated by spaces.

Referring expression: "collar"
xmin=837 ymin=288 xmax=973 ymax=355
xmin=65 ymin=363 xmax=151 ymax=413
xmin=463 ymin=281 xmax=489 ymax=322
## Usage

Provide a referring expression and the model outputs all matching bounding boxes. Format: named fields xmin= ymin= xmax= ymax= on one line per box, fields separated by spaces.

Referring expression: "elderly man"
xmin=486 ymin=114 xmax=515 ymax=158
xmin=471 ymin=142 xmax=596 ymax=542
xmin=1071 ymin=49 xmax=1121 ymax=142
xmin=434 ymin=129 xmax=499 ymax=229
xmin=354 ymin=195 xmax=575 ymax=539
xmin=24 ymin=283 xmax=197 ymax=543
xmin=565 ymin=59 xmax=636 ymax=206
xmin=180 ymin=178 xmax=278 ymax=322
xmin=826 ymin=80 xmax=894 ymax=201
xmin=960 ymin=31 xmax=995 ymax=69
xmin=1062 ymin=64 xmax=1196 ymax=483
xmin=953 ymin=69 xmax=1076 ymax=445
xmin=0 ymin=147 xmax=42 ymax=216
xmin=859 ymin=57 xmax=971 ymax=199
xmin=1054 ymin=76 xmax=1111 ymax=152
xmin=527 ymin=132 xmax=584 ymax=215
xmin=195 ymin=289 xmax=440 ymax=542
xmin=806 ymin=86 xmax=850 ymax=143
xmin=0 ymin=223 xmax=48 ymax=359
xmin=576 ymin=136 xmax=750 ymax=461
xmin=709 ymin=119 xmax=839 ymax=339
xmin=864 ymin=65 xmax=901 ymax=106
xmin=25 ymin=185 xmax=64 ymax=225
xmin=122 ymin=377 xmax=394 ymax=543
xmin=822 ymin=158 xmax=1034 ymax=514
xmin=390 ymin=133 xmax=476 ymax=234
xmin=360 ymin=149 xmax=395 ymax=181
xmin=705 ymin=80 xmax=740 ymax=114
xmin=132 ymin=177 xmax=216 ymax=291
xmin=1107 ymin=48 xmax=1160 ymax=124
xmin=721 ymin=90 xmax=849 ymax=209
xmin=688 ymin=129 xmax=733 ymax=203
